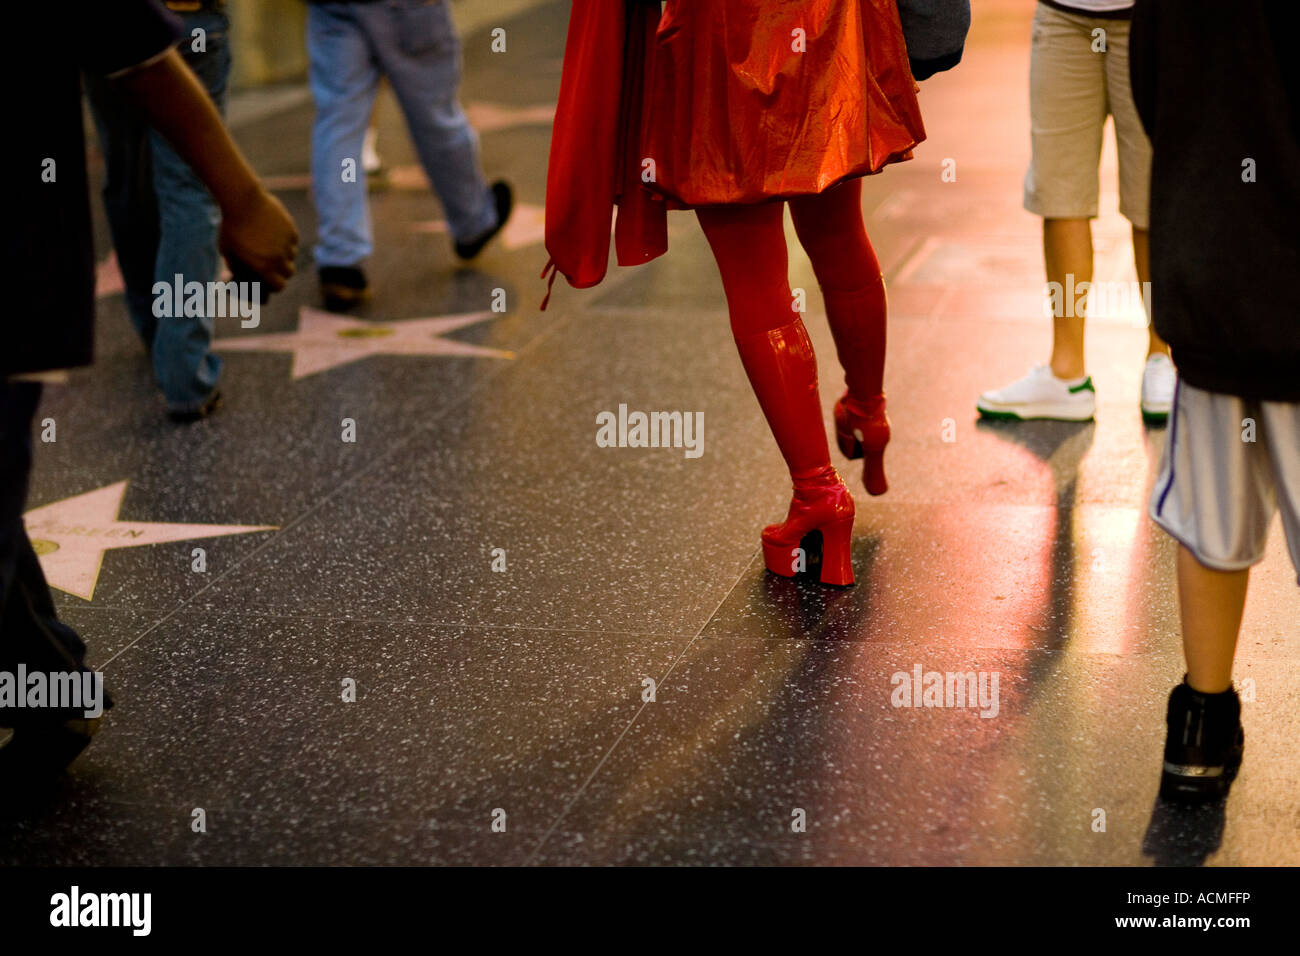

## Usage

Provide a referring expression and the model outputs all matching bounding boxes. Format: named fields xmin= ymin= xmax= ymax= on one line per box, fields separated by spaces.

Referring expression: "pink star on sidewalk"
xmin=23 ymin=481 xmax=276 ymax=602
xmin=212 ymin=306 xmax=515 ymax=380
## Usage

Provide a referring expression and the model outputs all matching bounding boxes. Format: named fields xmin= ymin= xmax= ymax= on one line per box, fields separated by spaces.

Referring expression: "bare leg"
xmin=1131 ymin=226 xmax=1169 ymax=358
xmin=1044 ymin=217 xmax=1093 ymax=380
xmin=1178 ymin=544 xmax=1249 ymax=694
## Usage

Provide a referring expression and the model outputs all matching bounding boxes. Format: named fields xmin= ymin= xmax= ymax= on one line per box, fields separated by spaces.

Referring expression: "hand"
xmin=218 ymin=188 xmax=299 ymax=292
xmin=116 ymin=50 xmax=300 ymax=290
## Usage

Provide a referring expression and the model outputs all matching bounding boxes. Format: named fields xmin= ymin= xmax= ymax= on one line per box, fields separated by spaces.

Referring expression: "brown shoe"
xmin=319 ymin=265 xmax=370 ymax=311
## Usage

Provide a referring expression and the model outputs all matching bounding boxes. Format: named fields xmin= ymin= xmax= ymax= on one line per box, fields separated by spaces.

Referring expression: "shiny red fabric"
xmin=642 ymin=0 xmax=925 ymax=205
xmin=546 ymin=0 xmax=655 ymax=295
xmin=543 ymin=0 xmax=924 ymax=298
xmin=543 ymin=0 xmax=664 ymax=294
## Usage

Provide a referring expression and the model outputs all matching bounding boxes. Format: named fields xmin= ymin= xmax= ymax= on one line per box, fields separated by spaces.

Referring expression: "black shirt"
xmin=3 ymin=1 xmax=181 ymax=375
xmin=1130 ymin=0 xmax=1300 ymax=401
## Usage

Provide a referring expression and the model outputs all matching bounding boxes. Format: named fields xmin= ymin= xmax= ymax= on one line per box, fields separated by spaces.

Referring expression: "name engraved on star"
xmin=25 ymin=522 xmax=147 ymax=539
xmin=23 ymin=480 xmax=278 ymax=601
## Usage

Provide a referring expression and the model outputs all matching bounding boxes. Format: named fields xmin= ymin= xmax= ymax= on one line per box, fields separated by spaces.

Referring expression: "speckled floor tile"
xmin=699 ymin=505 xmax=1299 ymax=661
xmin=189 ymin=306 xmax=788 ymax=633
xmin=531 ymin=645 xmax=1300 ymax=866
xmin=0 ymin=782 xmax=583 ymax=866
xmin=0 ymin=612 xmax=689 ymax=865
xmin=50 ymin=606 xmax=173 ymax=668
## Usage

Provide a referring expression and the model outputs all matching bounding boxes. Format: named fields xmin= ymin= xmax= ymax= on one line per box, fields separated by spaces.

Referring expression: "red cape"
xmin=541 ymin=0 xmax=668 ymax=308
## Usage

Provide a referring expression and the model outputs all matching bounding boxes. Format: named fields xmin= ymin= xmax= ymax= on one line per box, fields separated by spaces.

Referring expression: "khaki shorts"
xmin=1150 ymin=381 xmax=1300 ymax=583
xmin=1023 ymin=3 xmax=1152 ymax=229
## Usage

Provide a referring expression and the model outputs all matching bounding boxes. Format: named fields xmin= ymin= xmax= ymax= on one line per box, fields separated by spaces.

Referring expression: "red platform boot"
xmin=823 ymin=279 xmax=890 ymax=496
xmin=734 ymin=320 xmax=856 ymax=586
xmin=760 ymin=465 xmax=856 ymax=586
xmin=834 ymin=392 xmax=890 ymax=497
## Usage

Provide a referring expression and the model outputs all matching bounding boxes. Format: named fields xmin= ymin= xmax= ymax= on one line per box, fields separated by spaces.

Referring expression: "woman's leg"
xmin=789 ymin=178 xmax=885 ymax=399
xmin=696 ymin=202 xmax=854 ymax=586
xmin=789 ymin=178 xmax=891 ymax=494
xmin=696 ymin=201 xmax=830 ymax=477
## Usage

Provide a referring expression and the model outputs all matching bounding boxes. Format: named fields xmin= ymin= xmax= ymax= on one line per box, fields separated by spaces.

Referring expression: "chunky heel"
xmin=834 ymin=392 xmax=890 ymax=496
xmin=835 ymin=428 xmax=862 ymax=460
xmin=862 ymin=447 xmax=887 ymax=497
xmin=759 ymin=466 xmax=856 ymax=587
xmin=817 ymin=517 xmax=855 ymax=586
xmin=727 ymin=320 xmax=858 ymax=588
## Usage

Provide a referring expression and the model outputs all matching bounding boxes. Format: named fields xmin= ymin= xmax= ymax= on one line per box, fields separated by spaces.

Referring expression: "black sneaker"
xmin=166 ymin=389 xmax=222 ymax=424
xmin=1160 ymin=679 xmax=1244 ymax=803
xmin=319 ymin=265 xmax=371 ymax=311
xmin=453 ymin=180 xmax=513 ymax=261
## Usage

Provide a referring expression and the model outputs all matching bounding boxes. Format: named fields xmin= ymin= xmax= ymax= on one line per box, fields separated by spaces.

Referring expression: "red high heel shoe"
xmin=834 ymin=392 xmax=890 ymax=496
xmin=761 ymin=466 xmax=856 ymax=587
xmin=730 ymin=320 xmax=856 ymax=586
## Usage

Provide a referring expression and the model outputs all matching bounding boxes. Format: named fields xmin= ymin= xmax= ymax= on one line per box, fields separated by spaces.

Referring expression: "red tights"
xmin=696 ymin=178 xmax=888 ymax=476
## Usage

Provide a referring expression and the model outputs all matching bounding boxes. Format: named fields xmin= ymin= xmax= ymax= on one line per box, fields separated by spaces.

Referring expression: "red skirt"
xmin=640 ymin=0 xmax=926 ymax=206
xmin=542 ymin=0 xmax=924 ymax=299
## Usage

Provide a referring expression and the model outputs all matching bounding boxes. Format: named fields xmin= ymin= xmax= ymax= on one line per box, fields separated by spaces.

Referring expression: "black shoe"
xmin=166 ymin=389 xmax=222 ymax=424
xmin=319 ymin=265 xmax=371 ymax=311
xmin=1160 ymin=679 xmax=1244 ymax=803
xmin=453 ymin=180 xmax=513 ymax=261
xmin=0 ymin=716 xmax=103 ymax=778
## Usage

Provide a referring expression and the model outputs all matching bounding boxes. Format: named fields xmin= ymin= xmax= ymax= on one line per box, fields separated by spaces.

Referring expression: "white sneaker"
xmin=976 ymin=364 xmax=1096 ymax=421
xmin=1140 ymin=353 xmax=1176 ymax=423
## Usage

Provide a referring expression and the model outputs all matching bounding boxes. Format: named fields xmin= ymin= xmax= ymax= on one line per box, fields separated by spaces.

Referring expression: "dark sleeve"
xmin=1128 ymin=0 xmax=1158 ymax=136
xmin=74 ymin=0 xmax=183 ymax=76
xmin=898 ymin=0 xmax=972 ymax=81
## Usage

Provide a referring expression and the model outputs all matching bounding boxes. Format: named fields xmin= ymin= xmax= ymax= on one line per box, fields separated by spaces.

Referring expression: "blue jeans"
xmin=86 ymin=11 xmax=230 ymax=413
xmin=307 ymin=0 xmax=497 ymax=266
